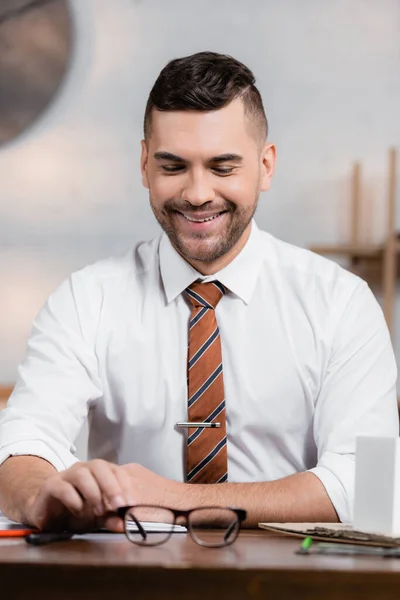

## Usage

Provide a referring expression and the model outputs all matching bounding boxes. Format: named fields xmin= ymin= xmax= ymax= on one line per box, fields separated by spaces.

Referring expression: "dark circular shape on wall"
xmin=0 ymin=0 xmax=73 ymax=146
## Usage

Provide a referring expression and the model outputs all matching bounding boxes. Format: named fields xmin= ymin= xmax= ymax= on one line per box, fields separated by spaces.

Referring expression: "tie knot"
xmin=185 ymin=281 xmax=226 ymax=309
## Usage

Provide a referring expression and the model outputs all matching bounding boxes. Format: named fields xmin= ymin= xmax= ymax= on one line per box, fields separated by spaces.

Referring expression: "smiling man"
xmin=0 ymin=52 xmax=398 ymax=532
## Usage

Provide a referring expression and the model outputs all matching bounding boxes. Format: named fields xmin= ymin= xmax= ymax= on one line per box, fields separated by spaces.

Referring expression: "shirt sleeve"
xmin=309 ymin=280 xmax=399 ymax=523
xmin=0 ymin=274 xmax=103 ymax=471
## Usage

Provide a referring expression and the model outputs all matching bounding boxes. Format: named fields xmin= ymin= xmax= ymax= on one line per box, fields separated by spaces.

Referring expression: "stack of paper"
xmin=258 ymin=522 xmax=400 ymax=548
xmin=126 ymin=520 xmax=186 ymax=533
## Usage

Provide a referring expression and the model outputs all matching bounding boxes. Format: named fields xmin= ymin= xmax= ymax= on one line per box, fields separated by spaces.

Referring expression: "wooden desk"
xmin=1 ymin=530 xmax=400 ymax=599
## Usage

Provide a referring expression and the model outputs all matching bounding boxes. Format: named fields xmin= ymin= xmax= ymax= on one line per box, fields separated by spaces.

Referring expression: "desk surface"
xmin=1 ymin=530 xmax=400 ymax=600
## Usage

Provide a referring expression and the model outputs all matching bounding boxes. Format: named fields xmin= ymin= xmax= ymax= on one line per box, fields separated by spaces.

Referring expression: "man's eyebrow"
xmin=209 ymin=153 xmax=243 ymax=163
xmin=153 ymin=152 xmax=243 ymax=164
xmin=154 ymin=152 xmax=186 ymax=162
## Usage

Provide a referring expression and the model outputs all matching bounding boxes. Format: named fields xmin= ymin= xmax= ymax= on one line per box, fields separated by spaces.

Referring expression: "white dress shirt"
xmin=0 ymin=221 xmax=398 ymax=522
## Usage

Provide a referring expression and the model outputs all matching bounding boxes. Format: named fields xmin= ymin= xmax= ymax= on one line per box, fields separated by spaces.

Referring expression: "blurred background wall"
xmin=1 ymin=0 xmax=400 ymax=388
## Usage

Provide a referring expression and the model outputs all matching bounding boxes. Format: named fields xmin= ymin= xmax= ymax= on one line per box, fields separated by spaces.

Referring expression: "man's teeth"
xmin=183 ymin=213 xmax=222 ymax=223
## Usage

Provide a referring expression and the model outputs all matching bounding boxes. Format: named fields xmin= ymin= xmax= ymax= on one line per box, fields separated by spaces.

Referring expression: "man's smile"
xmin=174 ymin=210 xmax=228 ymax=232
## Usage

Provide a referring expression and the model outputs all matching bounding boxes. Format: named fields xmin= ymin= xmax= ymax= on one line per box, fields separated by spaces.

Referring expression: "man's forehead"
xmin=148 ymin=99 xmax=256 ymax=155
xmin=151 ymin=99 xmax=248 ymax=139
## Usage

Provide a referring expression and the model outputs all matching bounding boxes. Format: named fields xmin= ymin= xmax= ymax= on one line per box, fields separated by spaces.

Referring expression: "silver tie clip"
xmin=176 ymin=421 xmax=220 ymax=428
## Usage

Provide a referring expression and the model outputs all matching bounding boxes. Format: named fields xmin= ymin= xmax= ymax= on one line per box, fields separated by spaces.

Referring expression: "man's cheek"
xmin=153 ymin=180 xmax=179 ymax=200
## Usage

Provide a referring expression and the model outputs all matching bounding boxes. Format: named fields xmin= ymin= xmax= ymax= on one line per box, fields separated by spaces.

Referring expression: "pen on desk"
xmin=296 ymin=537 xmax=313 ymax=555
xmin=313 ymin=543 xmax=400 ymax=557
xmin=0 ymin=529 xmax=35 ymax=538
xmin=25 ymin=531 xmax=74 ymax=546
xmin=295 ymin=539 xmax=400 ymax=558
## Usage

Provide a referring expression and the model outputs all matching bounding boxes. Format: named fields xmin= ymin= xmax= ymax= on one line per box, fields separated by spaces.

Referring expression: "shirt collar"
xmin=159 ymin=220 xmax=264 ymax=305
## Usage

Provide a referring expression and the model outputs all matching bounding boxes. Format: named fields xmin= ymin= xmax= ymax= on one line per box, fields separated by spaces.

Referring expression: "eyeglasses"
xmin=117 ymin=505 xmax=247 ymax=548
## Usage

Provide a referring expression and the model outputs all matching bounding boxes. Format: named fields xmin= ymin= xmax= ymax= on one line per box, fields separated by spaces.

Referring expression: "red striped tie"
xmin=185 ymin=281 xmax=228 ymax=484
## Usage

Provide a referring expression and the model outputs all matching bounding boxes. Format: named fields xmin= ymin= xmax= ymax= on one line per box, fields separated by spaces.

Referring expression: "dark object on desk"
xmin=25 ymin=531 xmax=74 ymax=545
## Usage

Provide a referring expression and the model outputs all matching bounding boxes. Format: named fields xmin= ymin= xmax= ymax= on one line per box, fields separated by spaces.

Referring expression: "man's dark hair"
xmin=144 ymin=51 xmax=268 ymax=143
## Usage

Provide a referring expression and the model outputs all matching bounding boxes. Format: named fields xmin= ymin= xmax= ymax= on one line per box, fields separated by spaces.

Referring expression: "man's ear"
xmin=260 ymin=143 xmax=276 ymax=192
xmin=141 ymin=140 xmax=149 ymax=189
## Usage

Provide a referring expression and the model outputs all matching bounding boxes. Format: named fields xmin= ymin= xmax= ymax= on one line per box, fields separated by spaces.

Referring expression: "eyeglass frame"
xmin=117 ymin=505 xmax=247 ymax=548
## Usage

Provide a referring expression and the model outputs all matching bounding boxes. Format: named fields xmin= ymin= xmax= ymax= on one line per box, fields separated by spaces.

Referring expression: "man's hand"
xmin=28 ymin=460 xmax=190 ymax=533
xmin=29 ymin=459 xmax=135 ymax=531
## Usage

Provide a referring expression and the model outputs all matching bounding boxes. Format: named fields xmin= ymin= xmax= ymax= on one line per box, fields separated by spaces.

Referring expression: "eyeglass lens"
xmin=124 ymin=506 xmax=176 ymax=546
xmin=188 ymin=507 xmax=240 ymax=547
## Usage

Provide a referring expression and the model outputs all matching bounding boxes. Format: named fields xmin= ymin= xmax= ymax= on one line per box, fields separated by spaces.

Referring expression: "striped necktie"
xmin=185 ymin=281 xmax=228 ymax=484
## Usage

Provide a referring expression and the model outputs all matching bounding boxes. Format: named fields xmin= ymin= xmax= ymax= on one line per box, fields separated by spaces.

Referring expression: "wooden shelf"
xmin=311 ymin=237 xmax=400 ymax=259
xmin=310 ymin=148 xmax=398 ymax=339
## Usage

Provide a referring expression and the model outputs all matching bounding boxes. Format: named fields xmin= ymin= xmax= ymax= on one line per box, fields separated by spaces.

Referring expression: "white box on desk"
xmin=354 ymin=436 xmax=400 ymax=536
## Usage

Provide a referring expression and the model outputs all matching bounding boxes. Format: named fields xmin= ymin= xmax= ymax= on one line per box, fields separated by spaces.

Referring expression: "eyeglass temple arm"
xmin=129 ymin=514 xmax=147 ymax=541
xmin=224 ymin=519 xmax=239 ymax=542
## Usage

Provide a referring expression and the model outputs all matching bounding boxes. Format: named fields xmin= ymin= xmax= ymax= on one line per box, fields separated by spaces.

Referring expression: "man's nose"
xmin=181 ymin=172 xmax=216 ymax=205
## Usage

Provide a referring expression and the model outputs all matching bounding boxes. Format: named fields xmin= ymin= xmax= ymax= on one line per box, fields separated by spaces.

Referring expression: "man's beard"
xmin=150 ymin=195 xmax=259 ymax=264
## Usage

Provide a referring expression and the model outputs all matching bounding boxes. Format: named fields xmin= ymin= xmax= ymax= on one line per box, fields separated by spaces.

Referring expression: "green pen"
xmin=297 ymin=536 xmax=313 ymax=554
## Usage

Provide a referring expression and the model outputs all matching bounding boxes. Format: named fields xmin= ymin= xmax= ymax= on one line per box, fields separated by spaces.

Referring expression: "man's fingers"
xmin=102 ymin=513 xmax=125 ymax=533
xmin=113 ymin=465 xmax=136 ymax=507
xmin=88 ymin=460 xmax=129 ymax=511
xmin=31 ymin=459 xmax=137 ymax=531
xmin=65 ymin=468 xmax=104 ymax=516
xmin=43 ymin=478 xmax=84 ymax=516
